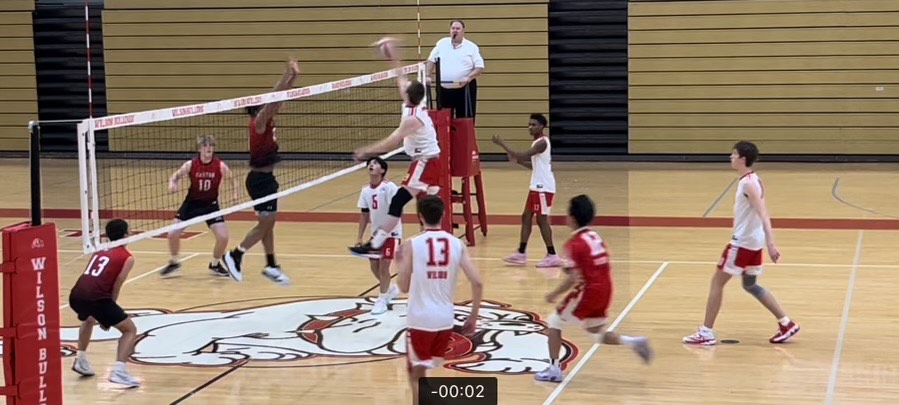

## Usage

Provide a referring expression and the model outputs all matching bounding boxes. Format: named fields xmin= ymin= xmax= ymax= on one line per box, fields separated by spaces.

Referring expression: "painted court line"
xmin=825 ymin=230 xmax=864 ymax=405
xmin=57 ymin=249 xmax=899 ymax=269
xmin=832 ymin=178 xmax=899 ymax=219
xmin=703 ymin=176 xmax=737 ymax=217
xmin=58 ymin=253 xmax=201 ymax=310
xmin=543 ymin=261 xmax=670 ymax=405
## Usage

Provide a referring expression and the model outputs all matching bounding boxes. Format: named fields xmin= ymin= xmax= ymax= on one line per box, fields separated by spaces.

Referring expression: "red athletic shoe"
xmin=770 ymin=321 xmax=800 ymax=343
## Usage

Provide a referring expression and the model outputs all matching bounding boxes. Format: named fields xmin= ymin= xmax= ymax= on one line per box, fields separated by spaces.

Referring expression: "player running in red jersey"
xmin=164 ymin=134 xmax=237 ymax=278
xmin=536 ymin=195 xmax=652 ymax=382
xmin=68 ymin=219 xmax=141 ymax=387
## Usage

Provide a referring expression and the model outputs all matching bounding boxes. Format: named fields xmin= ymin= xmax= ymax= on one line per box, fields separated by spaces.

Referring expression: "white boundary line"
xmin=824 ymin=230 xmax=864 ymax=404
xmin=543 ymin=262 xmax=670 ymax=404
xmin=55 ymin=249 xmax=899 ymax=269
xmin=58 ymin=253 xmax=201 ymax=310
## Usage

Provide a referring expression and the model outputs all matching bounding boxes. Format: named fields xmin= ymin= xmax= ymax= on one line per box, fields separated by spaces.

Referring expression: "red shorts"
xmin=406 ymin=328 xmax=452 ymax=370
xmin=380 ymin=237 xmax=400 ymax=260
xmin=402 ymin=158 xmax=441 ymax=192
xmin=717 ymin=243 xmax=763 ymax=276
xmin=527 ymin=191 xmax=554 ymax=216
xmin=554 ymin=286 xmax=612 ymax=329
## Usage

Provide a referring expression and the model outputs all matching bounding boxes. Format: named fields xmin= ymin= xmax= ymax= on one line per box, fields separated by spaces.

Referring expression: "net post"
xmin=28 ymin=121 xmax=41 ymax=226
xmin=76 ymin=120 xmax=94 ymax=253
xmin=434 ymin=57 xmax=442 ymax=110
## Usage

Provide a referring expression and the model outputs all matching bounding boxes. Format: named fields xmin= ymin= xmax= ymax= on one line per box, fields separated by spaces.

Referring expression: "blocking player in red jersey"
xmin=163 ymin=135 xmax=237 ymax=278
xmin=396 ymin=195 xmax=482 ymax=405
xmin=350 ymin=38 xmax=442 ymax=258
xmin=536 ymin=195 xmax=653 ymax=382
xmin=68 ymin=219 xmax=141 ymax=387
xmin=353 ymin=157 xmax=402 ymax=315
xmin=683 ymin=141 xmax=799 ymax=345
xmin=223 ymin=60 xmax=299 ymax=285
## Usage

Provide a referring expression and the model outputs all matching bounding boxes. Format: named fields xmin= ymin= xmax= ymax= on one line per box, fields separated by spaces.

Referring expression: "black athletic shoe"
xmin=208 ymin=262 xmax=229 ymax=277
xmin=160 ymin=261 xmax=181 ymax=278
xmin=223 ymin=249 xmax=244 ymax=282
xmin=349 ymin=243 xmax=380 ymax=258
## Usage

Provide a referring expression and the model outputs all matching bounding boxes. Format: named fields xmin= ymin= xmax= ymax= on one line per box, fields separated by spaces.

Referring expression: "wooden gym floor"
xmin=2 ymin=158 xmax=899 ymax=404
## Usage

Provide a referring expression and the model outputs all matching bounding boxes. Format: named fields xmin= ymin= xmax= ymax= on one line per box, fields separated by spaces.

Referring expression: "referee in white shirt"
xmin=426 ymin=20 xmax=485 ymax=119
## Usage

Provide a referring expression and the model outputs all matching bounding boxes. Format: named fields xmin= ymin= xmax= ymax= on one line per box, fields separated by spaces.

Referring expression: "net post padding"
xmin=80 ymin=62 xmax=425 ymax=253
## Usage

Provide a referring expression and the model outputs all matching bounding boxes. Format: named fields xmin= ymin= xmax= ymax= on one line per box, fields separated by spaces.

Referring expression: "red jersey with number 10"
xmin=71 ymin=246 xmax=132 ymax=300
xmin=188 ymin=156 xmax=222 ymax=203
xmin=249 ymin=118 xmax=280 ymax=168
xmin=563 ymin=228 xmax=613 ymax=293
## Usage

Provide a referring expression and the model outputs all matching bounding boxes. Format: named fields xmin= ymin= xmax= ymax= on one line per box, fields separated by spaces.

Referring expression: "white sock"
xmin=114 ymin=361 xmax=126 ymax=371
xmin=618 ymin=335 xmax=636 ymax=347
xmin=237 ymin=245 xmax=247 ymax=253
xmin=700 ymin=325 xmax=714 ymax=333
xmin=550 ymin=359 xmax=560 ymax=368
xmin=778 ymin=316 xmax=791 ymax=326
xmin=211 ymin=258 xmax=220 ymax=266
xmin=371 ymin=230 xmax=388 ymax=248
xmin=170 ymin=255 xmax=178 ymax=263
xmin=77 ymin=350 xmax=86 ymax=360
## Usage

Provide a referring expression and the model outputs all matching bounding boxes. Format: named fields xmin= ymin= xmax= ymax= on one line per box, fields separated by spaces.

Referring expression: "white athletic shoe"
xmin=385 ymin=284 xmax=401 ymax=301
xmin=72 ymin=357 xmax=95 ymax=377
xmin=683 ymin=327 xmax=717 ymax=346
xmin=371 ymin=298 xmax=388 ymax=315
xmin=262 ymin=266 xmax=290 ymax=286
xmin=534 ymin=365 xmax=563 ymax=382
xmin=108 ymin=368 xmax=141 ymax=388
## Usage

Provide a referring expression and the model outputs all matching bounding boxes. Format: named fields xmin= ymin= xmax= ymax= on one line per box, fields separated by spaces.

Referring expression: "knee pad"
xmin=742 ymin=275 xmax=767 ymax=298
xmin=426 ymin=186 xmax=440 ymax=195
xmin=547 ymin=313 xmax=564 ymax=330
xmin=388 ymin=187 xmax=414 ymax=217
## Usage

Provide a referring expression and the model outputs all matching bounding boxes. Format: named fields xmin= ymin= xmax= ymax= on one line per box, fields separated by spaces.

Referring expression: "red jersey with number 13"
xmin=249 ymin=118 xmax=280 ymax=168
xmin=188 ymin=156 xmax=222 ymax=202
xmin=564 ymin=228 xmax=613 ymax=293
xmin=71 ymin=246 xmax=132 ymax=300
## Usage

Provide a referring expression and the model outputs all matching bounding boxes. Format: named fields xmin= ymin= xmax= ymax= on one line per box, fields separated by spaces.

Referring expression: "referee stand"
xmin=427 ymin=59 xmax=488 ymax=246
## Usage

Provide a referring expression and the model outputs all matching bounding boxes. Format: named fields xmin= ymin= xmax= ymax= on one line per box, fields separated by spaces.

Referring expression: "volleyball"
xmin=372 ymin=37 xmax=398 ymax=60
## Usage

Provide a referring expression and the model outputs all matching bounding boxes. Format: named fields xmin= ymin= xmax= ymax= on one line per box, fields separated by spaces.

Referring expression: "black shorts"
xmin=175 ymin=199 xmax=224 ymax=226
xmin=246 ymin=171 xmax=279 ymax=212
xmin=69 ymin=295 xmax=128 ymax=329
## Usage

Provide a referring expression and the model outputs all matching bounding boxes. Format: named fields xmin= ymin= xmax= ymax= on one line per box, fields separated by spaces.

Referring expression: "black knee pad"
xmin=388 ymin=187 xmax=414 ymax=217
xmin=742 ymin=274 xmax=766 ymax=298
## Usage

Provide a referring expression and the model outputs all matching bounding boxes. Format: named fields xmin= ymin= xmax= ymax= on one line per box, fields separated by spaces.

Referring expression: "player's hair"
xmin=196 ymin=134 xmax=215 ymax=148
xmin=366 ymin=157 xmax=388 ymax=177
xmin=105 ymin=219 xmax=129 ymax=242
xmin=405 ymin=80 xmax=426 ymax=106
xmin=530 ymin=113 xmax=548 ymax=127
xmin=418 ymin=195 xmax=445 ymax=226
xmin=733 ymin=140 xmax=759 ymax=167
xmin=568 ymin=194 xmax=595 ymax=228
xmin=451 ymin=19 xmax=465 ymax=29
xmin=245 ymin=105 xmax=261 ymax=117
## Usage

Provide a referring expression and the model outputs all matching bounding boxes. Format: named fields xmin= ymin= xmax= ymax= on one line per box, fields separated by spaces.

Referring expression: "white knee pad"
xmin=547 ymin=313 xmax=565 ymax=330
xmin=426 ymin=186 xmax=440 ymax=195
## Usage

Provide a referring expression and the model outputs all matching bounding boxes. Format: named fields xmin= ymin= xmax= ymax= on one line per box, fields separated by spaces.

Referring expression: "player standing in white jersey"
xmin=684 ymin=141 xmax=799 ymax=345
xmin=351 ymin=37 xmax=443 ymax=258
xmin=396 ymin=195 xmax=483 ymax=405
xmin=492 ymin=113 xmax=562 ymax=268
xmin=352 ymin=157 xmax=402 ymax=315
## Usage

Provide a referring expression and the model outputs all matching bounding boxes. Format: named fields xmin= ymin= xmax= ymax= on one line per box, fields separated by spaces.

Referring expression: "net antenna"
xmin=77 ymin=62 xmax=426 ymax=254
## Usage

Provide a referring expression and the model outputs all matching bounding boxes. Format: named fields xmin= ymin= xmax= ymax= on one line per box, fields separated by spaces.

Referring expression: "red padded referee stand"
xmin=428 ymin=109 xmax=488 ymax=246
xmin=1 ymin=222 xmax=63 ymax=405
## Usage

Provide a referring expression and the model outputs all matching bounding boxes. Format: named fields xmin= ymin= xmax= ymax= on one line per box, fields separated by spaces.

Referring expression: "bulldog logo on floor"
xmin=57 ymin=297 xmax=579 ymax=374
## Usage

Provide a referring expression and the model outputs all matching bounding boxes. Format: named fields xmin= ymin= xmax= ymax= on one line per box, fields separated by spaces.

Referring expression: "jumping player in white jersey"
xmin=351 ymin=38 xmax=442 ymax=258
xmin=353 ymin=157 xmax=402 ymax=315
xmin=684 ymin=141 xmax=799 ymax=345
xmin=396 ymin=195 xmax=483 ymax=405
xmin=492 ymin=113 xmax=562 ymax=268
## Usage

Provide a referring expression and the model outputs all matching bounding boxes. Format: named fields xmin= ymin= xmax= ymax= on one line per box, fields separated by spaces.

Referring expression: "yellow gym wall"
xmin=102 ymin=0 xmax=548 ymax=154
xmin=628 ymin=0 xmax=899 ymax=154
xmin=0 ymin=0 xmax=37 ymax=151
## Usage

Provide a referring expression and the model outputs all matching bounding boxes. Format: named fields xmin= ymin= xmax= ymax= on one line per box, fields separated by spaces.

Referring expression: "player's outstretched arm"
xmin=491 ymin=135 xmax=544 ymax=168
xmin=221 ymin=161 xmax=239 ymax=202
xmin=545 ymin=267 xmax=580 ymax=304
xmin=254 ymin=60 xmax=300 ymax=134
xmin=168 ymin=160 xmax=192 ymax=193
xmin=353 ymin=117 xmax=423 ymax=161
xmin=459 ymin=246 xmax=484 ymax=335
xmin=396 ymin=242 xmax=413 ymax=293
xmin=112 ymin=256 xmax=135 ymax=302
xmin=746 ymin=180 xmax=781 ymax=262
xmin=357 ymin=211 xmax=371 ymax=246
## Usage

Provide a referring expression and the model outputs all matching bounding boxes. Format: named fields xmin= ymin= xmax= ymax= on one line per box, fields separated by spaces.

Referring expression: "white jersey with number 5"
xmin=732 ymin=172 xmax=765 ymax=250
xmin=401 ymin=104 xmax=441 ymax=159
xmin=406 ymin=229 xmax=464 ymax=331
xmin=357 ymin=180 xmax=403 ymax=238
xmin=529 ymin=136 xmax=556 ymax=193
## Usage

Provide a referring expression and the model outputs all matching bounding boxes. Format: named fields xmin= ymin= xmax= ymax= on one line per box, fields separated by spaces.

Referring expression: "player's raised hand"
xmin=491 ymin=135 xmax=504 ymax=146
xmin=168 ymin=179 xmax=178 ymax=193
xmin=287 ymin=59 xmax=300 ymax=76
